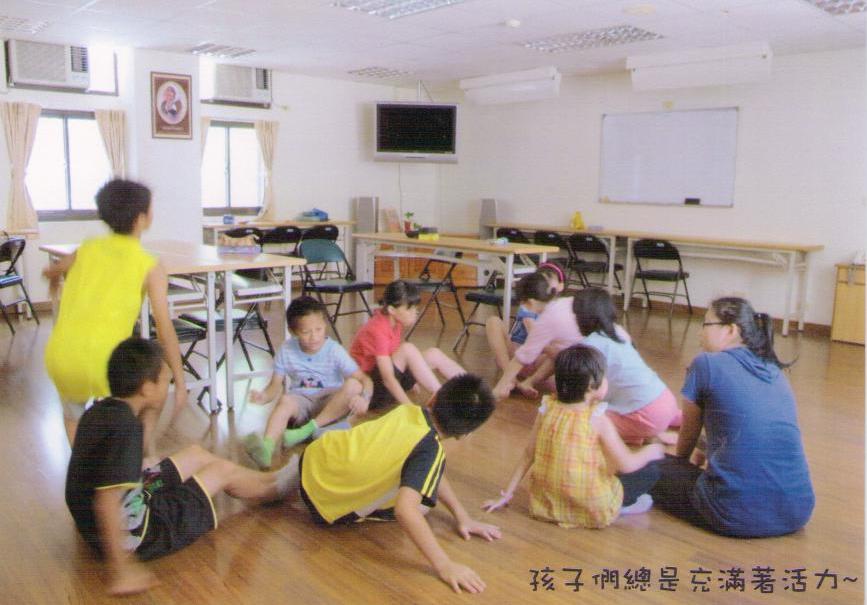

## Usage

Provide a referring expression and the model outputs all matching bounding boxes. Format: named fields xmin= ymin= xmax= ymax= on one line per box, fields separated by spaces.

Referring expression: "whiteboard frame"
xmin=598 ymin=107 xmax=739 ymax=208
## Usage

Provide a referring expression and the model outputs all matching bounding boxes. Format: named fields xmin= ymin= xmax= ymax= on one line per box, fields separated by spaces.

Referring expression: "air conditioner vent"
xmin=6 ymin=39 xmax=90 ymax=90
xmin=201 ymin=63 xmax=271 ymax=106
xmin=70 ymin=46 xmax=88 ymax=73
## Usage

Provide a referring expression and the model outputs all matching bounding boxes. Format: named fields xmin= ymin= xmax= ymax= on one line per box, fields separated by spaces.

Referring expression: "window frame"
xmin=33 ymin=109 xmax=108 ymax=222
xmin=202 ymin=120 xmax=262 ymax=217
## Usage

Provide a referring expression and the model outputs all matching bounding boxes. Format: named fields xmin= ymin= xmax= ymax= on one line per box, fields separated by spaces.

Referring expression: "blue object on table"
xmin=222 ymin=214 xmax=235 ymax=225
xmin=301 ymin=208 xmax=329 ymax=221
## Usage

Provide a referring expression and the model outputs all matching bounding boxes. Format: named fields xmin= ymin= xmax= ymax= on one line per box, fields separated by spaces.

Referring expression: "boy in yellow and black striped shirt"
xmin=292 ymin=374 xmax=502 ymax=595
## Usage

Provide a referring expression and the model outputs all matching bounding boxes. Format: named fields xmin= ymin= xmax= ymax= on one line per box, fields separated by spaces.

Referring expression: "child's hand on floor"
xmin=480 ymin=490 xmax=513 ymax=513
xmin=457 ymin=518 xmax=502 ymax=542
xmin=436 ymin=560 xmax=486 ymax=594
xmin=348 ymin=395 xmax=369 ymax=415
xmin=493 ymin=381 xmax=514 ymax=401
xmin=515 ymin=380 xmax=539 ymax=399
xmin=108 ymin=560 xmax=158 ymax=596
xmin=248 ymin=389 xmax=268 ymax=404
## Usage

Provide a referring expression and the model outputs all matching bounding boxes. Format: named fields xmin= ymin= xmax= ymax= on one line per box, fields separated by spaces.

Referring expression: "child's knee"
xmin=278 ymin=394 xmax=301 ymax=414
xmin=398 ymin=342 xmax=420 ymax=356
xmin=422 ymin=347 xmax=444 ymax=363
xmin=342 ymin=379 xmax=363 ymax=396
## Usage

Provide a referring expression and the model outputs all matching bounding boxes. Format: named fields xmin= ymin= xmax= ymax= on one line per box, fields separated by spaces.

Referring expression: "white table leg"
xmin=623 ymin=238 xmax=635 ymax=312
xmin=224 ymin=270 xmax=235 ymax=409
xmin=782 ymin=251 xmax=795 ymax=336
xmin=797 ymin=251 xmax=811 ymax=332
xmin=283 ymin=265 xmax=292 ymax=338
xmin=206 ymin=272 xmax=218 ymax=413
xmin=503 ymin=254 xmax=515 ymax=321
xmin=606 ymin=235 xmax=616 ymax=294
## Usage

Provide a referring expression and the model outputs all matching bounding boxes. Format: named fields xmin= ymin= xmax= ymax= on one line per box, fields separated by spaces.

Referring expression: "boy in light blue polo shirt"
xmin=244 ymin=296 xmax=373 ymax=469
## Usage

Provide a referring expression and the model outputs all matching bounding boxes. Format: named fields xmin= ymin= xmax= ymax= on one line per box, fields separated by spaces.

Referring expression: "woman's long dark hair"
xmin=711 ymin=297 xmax=792 ymax=368
xmin=572 ymin=287 xmax=624 ymax=343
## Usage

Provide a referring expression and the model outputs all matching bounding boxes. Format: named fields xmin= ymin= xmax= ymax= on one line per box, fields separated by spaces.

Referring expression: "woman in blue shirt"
xmin=650 ymin=297 xmax=815 ymax=537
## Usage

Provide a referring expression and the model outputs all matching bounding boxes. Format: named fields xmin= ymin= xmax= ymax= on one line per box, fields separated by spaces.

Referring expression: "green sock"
xmin=283 ymin=420 xmax=317 ymax=448
xmin=243 ymin=434 xmax=274 ymax=469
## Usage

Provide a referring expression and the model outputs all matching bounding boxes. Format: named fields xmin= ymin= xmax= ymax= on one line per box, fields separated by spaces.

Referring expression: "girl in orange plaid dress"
xmin=483 ymin=344 xmax=665 ymax=527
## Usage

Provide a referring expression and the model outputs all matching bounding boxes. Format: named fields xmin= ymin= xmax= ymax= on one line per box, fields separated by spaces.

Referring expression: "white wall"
xmin=439 ymin=48 xmax=867 ymax=326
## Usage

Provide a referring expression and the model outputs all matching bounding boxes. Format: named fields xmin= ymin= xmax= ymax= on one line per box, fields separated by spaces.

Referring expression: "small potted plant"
xmin=403 ymin=211 xmax=415 ymax=233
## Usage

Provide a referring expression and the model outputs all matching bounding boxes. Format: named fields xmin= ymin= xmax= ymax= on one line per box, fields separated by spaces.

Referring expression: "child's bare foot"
xmin=515 ymin=381 xmax=539 ymax=398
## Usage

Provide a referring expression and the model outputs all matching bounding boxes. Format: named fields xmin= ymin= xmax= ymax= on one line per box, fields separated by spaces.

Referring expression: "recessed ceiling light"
xmin=188 ymin=43 xmax=256 ymax=58
xmin=332 ymin=0 xmax=469 ymax=20
xmin=0 ymin=16 xmax=49 ymax=34
xmin=522 ymin=25 xmax=663 ymax=53
xmin=623 ymin=3 xmax=657 ymax=16
xmin=347 ymin=66 xmax=412 ymax=78
xmin=803 ymin=0 xmax=867 ymax=14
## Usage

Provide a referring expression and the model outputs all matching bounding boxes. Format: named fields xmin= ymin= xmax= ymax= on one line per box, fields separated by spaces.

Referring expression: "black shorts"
xmin=369 ymin=364 xmax=416 ymax=410
xmin=135 ymin=458 xmax=218 ymax=561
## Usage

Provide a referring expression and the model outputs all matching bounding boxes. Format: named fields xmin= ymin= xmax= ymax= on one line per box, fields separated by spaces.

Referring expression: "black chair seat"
xmin=139 ymin=317 xmax=206 ymax=342
xmin=464 ymin=289 xmax=518 ymax=307
xmin=0 ymin=274 xmax=22 ymax=288
xmin=574 ymin=260 xmax=623 ymax=274
xmin=180 ymin=308 xmax=267 ymax=333
xmin=306 ymin=279 xmax=374 ymax=294
xmin=634 ymin=269 xmax=688 ymax=282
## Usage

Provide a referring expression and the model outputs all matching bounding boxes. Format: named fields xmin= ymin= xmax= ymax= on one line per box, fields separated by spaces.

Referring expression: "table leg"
xmin=797 ymin=252 xmax=811 ymax=332
xmin=606 ymin=235 xmax=616 ymax=294
xmin=782 ymin=252 xmax=795 ymax=336
xmin=283 ymin=265 xmax=292 ymax=338
xmin=206 ymin=272 xmax=218 ymax=414
xmin=503 ymin=254 xmax=514 ymax=321
xmin=623 ymin=238 xmax=635 ymax=312
xmin=224 ymin=270 xmax=235 ymax=409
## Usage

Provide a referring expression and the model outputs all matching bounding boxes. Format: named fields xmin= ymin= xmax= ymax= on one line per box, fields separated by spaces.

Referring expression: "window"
xmin=26 ymin=111 xmax=112 ymax=220
xmin=201 ymin=121 xmax=263 ymax=215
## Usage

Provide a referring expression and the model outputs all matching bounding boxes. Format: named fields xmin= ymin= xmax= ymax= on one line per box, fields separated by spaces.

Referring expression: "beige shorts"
xmin=285 ymin=388 xmax=339 ymax=424
xmin=61 ymin=397 xmax=97 ymax=422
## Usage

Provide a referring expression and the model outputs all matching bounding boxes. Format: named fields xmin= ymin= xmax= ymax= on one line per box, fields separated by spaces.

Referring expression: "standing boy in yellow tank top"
xmin=43 ymin=180 xmax=188 ymax=449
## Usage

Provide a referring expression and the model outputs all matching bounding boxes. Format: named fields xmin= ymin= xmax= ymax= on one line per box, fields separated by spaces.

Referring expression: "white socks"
xmin=620 ymin=494 xmax=654 ymax=515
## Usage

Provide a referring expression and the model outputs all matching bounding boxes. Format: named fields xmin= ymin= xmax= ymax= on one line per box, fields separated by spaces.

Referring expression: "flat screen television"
xmin=375 ymin=102 xmax=458 ymax=163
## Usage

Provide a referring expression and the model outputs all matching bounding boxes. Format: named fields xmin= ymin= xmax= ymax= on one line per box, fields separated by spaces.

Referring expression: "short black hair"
xmin=380 ymin=279 xmax=421 ymax=308
xmin=96 ymin=179 xmax=152 ymax=235
xmin=572 ymin=287 xmax=623 ymax=343
xmin=516 ymin=272 xmax=556 ymax=303
xmin=554 ymin=344 xmax=607 ymax=404
xmin=107 ymin=337 xmax=165 ymax=398
xmin=286 ymin=295 xmax=329 ymax=331
xmin=431 ymin=374 xmax=495 ymax=437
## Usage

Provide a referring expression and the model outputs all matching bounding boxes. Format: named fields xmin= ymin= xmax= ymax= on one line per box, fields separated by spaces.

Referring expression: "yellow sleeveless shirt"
xmin=45 ymin=234 xmax=156 ymax=402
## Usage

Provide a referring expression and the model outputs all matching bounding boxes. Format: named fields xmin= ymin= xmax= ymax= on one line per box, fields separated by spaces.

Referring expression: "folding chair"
xmin=631 ymin=239 xmax=692 ymax=317
xmin=533 ymin=230 xmax=572 ymax=282
xmin=452 ymin=271 xmax=518 ymax=351
xmin=300 ymin=225 xmax=341 ymax=278
xmin=179 ymin=307 xmax=273 ymax=372
xmin=0 ymin=237 xmax=39 ymax=334
xmin=568 ymin=233 xmax=623 ymax=289
xmin=496 ymin=227 xmax=540 ymax=271
xmin=298 ymin=238 xmax=374 ymax=343
xmin=261 ymin=226 xmax=303 ymax=256
xmin=403 ymin=253 xmax=467 ymax=339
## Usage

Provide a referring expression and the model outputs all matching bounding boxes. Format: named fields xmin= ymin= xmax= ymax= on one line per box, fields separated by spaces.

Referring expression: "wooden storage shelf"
xmin=831 ymin=263 xmax=864 ymax=345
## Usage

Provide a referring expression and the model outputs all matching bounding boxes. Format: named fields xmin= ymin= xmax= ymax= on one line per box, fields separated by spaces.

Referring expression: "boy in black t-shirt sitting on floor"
xmin=65 ymin=337 xmax=298 ymax=596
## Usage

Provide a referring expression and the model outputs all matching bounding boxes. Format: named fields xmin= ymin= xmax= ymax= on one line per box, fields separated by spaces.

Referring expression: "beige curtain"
xmin=1 ymin=102 xmax=41 ymax=231
xmin=95 ymin=109 xmax=127 ymax=178
xmin=254 ymin=120 xmax=278 ymax=220
xmin=200 ymin=117 xmax=211 ymax=158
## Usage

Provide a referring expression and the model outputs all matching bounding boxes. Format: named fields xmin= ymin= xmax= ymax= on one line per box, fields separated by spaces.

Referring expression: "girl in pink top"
xmin=349 ymin=280 xmax=465 ymax=409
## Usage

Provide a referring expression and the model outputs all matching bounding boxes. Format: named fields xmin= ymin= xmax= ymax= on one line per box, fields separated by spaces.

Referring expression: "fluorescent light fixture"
xmin=332 ymin=0 xmax=468 ymax=20
xmin=459 ymin=66 xmax=561 ymax=105
xmin=348 ymin=66 xmax=412 ymax=78
xmin=188 ymin=43 xmax=255 ymax=58
xmin=627 ymin=42 xmax=772 ymax=91
xmin=0 ymin=16 xmax=49 ymax=34
xmin=803 ymin=0 xmax=867 ymax=15
xmin=523 ymin=25 xmax=662 ymax=53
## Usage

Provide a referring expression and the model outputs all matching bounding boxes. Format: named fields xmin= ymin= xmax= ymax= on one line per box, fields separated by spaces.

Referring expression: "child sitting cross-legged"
xmin=65 ymin=338 xmax=298 ymax=597
xmin=483 ymin=344 xmax=665 ymax=528
xmin=244 ymin=296 xmax=374 ymax=466
xmin=280 ymin=374 xmax=502 ymax=594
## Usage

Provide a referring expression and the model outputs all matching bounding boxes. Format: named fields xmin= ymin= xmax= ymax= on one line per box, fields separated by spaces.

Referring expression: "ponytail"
xmin=572 ymin=287 xmax=624 ymax=343
xmin=711 ymin=298 xmax=792 ymax=368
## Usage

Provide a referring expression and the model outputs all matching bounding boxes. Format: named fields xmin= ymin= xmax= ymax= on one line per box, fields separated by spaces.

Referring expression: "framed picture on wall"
xmin=151 ymin=72 xmax=192 ymax=139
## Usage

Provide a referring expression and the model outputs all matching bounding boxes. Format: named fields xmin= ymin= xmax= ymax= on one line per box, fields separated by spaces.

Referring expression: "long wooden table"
xmin=40 ymin=239 xmax=306 ymax=412
xmin=488 ymin=222 xmax=824 ymax=335
xmin=203 ymin=219 xmax=355 ymax=251
xmin=354 ymin=232 xmax=559 ymax=321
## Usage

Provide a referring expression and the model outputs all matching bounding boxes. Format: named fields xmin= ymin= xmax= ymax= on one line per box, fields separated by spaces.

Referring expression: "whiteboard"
xmin=599 ymin=108 xmax=738 ymax=207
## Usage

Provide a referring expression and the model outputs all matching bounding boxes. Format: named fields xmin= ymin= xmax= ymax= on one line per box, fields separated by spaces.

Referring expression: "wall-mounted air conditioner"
xmin=6 ymin=39 xmax=90 ymax=90
xmin=627 ymin=42 xmax=772 ymax=91
xmin=459 ymin=66 xmax=561 ymax=105
xmin=0 ymin=41 xmax=7 ymax=94
xmin=201 ymin=63 xmax=271 ymax=106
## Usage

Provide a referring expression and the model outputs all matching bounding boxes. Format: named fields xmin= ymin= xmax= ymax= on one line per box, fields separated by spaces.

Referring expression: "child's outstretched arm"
xmin=394 ymin=486 xmax=491 ymax=594
xmin=93 ymin=487 xmax=157 ymax=596
xmin=675 ymin=399 xmax=702 ymax=459
xmin=146 ymin=263 xmax=188 ymax=417
xmin=375 ymin=355 xmax=413 ymax=403
xmin=249 ymin=372 xmax=284 ymax=404
xmin=482 ymin=414 xmax=541 ymax=512
xmin=346 ymin=370 xmax=374 ymax=415
xmin=438 ymin=476 xmax=502 ymax=541
xmin=492 ymin=357 xmax=524 ymax=400
xmin=592 ymin=413 xmax=665 ymax=474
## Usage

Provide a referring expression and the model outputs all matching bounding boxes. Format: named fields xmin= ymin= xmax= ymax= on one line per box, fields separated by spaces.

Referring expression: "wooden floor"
xmin=0 ymin=295 xmax=863 ymax=604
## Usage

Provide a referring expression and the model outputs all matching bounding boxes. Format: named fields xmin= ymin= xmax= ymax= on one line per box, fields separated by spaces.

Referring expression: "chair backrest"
xmin=633 ymin=239 xmax=682 ymax=261
xmin=223 ymin=227 xmax=264 ymax=243
xmin=0 ymin=237 xmax=26 ymax=277
xmin=301 ymin=224 xmax=339 ymax=241
xmin=261 ymin=226 xmax=302 ymax=245
xmin=533 ymin=230 xmax=566 ymax=248
xmin=299 ymin=238 xmax=347 ymax=265
xmin=568 ymin=233 xmax=609 ymax=256
xmin=496 ymin=227 xmax=529 ymax=244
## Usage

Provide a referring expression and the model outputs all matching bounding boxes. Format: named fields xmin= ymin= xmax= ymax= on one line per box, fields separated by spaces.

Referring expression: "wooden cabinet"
xmin=831 ymin=264 xmax=864 ymax=345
